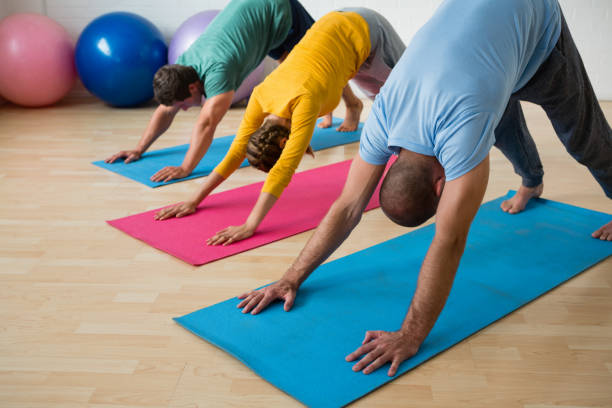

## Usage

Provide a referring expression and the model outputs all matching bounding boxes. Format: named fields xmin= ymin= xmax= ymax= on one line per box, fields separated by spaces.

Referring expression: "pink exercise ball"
xmin=168 ymin=10 xmax=264 ymax=105
xmin=0 ymin=13 xmax=76 ymax=107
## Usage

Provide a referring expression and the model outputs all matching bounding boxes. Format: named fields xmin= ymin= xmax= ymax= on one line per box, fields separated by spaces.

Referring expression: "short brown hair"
xmin=379 ymin=157 xmax=440 ymax=227
xmin=153 ymin=64 xmax=200 ymax=106
xmin=246 ymin=122 xmax=290 ymax=172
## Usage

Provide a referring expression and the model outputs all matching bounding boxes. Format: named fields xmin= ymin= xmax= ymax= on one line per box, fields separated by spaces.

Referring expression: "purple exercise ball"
xmin=168 ymin=10 xmax=264 ymax=105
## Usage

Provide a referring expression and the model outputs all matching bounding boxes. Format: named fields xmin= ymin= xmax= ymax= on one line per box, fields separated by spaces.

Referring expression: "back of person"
xmin=255 ymin=11 xmax=371 ymax=116
xmin=412 ymin=0 xmax=560 ymax=107
xmin=177 ymin=0 xmax=292 ymax=98
xmin=362 ymin=0 xmax=561 ymax=181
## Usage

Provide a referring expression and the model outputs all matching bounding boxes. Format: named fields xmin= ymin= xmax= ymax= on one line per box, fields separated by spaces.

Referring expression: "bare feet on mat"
xmin=592 ymin=220 xmax=612 ymax=241
xmin=501 ymin=183 xmax=543 ymax=214
xmin=318 ymin=113 xmax=333 ymax=129
xmin=337 ymin=99 xmax=363 ymax=132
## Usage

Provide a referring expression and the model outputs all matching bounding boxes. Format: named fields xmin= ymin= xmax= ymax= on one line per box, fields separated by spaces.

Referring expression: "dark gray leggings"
xmin=494 ymin=13 xmax=612 ymax=197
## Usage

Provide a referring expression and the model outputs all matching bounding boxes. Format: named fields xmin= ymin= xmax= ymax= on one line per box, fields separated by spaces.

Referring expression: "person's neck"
xmin=399 ymin=149 xmax=445 ymax=181
xmin=266 ymin=114 xmax=291 ymax=129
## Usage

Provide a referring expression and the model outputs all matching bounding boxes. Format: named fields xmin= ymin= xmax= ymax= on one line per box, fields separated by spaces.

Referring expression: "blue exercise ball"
xmin=75 ymin=12 xmax=167 ymax=107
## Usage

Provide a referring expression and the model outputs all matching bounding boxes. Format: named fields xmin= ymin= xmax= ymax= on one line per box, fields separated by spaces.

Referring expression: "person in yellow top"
xmin=155 ymin=8 xmax=406 ymax=245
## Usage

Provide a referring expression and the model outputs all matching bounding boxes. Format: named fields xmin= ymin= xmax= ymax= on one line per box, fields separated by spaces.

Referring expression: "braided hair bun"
xmin=246 ymin=122 xmax=290 ymax=172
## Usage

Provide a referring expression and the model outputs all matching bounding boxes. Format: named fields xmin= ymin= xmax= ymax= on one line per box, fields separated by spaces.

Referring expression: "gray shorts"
xmin=340 ymin=8 xmax=406 ymax=99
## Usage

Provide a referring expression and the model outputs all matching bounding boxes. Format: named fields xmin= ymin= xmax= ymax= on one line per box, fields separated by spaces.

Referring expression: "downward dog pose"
xmin=104 ymin=0 xmax=315 ymax=182
xmin=236 ymin=0 xmax=612 ymax=378
xmin=155 ymin=8 xmax=405 ymax=245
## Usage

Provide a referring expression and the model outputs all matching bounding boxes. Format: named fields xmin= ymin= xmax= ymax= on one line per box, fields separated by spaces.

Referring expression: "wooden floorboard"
xmin=0 ymin=95 xmax=610 ymax=407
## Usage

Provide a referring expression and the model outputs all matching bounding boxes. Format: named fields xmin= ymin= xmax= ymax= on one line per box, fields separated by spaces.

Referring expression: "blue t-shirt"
xmin=359 ymin=0 xmax=561 ymax=181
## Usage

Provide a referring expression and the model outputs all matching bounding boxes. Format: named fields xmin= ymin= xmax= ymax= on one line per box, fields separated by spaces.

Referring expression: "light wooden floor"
xmin=0 ymin=95 xmax=611 ymax=408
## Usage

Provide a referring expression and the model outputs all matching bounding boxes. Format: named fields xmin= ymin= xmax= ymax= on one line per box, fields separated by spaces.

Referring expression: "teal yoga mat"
xmin=174 ymin=192 xmax=612 ymax=407
xmin=92 ymin=117 xmax=362 ymax=187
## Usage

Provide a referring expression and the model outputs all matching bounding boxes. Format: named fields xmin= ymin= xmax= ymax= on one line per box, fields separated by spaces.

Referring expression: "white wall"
xmin=559 ymin=0 xmax=612 ymax=101
xmin=1 ymin=0 xmax=611 ymax=99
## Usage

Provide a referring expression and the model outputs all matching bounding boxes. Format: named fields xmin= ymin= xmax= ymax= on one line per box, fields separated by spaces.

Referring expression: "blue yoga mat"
xmin=174 ymin=193 xmax=611 ymax=407
xmin=92 ymin=117 xmax=362 ymax=187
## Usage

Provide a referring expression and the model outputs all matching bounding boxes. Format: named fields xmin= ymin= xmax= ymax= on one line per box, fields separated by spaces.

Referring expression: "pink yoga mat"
xmin=108 ymin=160 xmax=383 ymax=265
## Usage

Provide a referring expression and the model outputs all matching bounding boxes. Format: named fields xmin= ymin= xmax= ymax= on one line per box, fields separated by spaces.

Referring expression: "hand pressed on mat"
xmin=592 ymin=220 xmax=612 ymax=241
xmin=237 ymin=279 xmax=298 ymax=314
xmin=346 ymin=330 xmax=420 ymax=377
xmin=154 ymin=201 xmax=197 ymax=220
xmin=150 ymin=165 xmax=190 ymax=183
xmin=205 ymin=191 xmax=278 ymax=246
xmin=105 ymin=149 xmax=142 ymax=164
xmin=207 ymin=224 xmax=255 ymax=246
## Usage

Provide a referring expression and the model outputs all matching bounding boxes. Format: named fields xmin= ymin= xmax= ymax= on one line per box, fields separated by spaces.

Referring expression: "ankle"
xmin=518 ymin=183 xmax=543 ymax=197
xmin=346 ymin=98 xmax=363 ymax=110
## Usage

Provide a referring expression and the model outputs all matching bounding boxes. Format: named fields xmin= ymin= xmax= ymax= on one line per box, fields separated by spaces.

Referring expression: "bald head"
xmin=380 ymin=151 xmax=444 ymax=227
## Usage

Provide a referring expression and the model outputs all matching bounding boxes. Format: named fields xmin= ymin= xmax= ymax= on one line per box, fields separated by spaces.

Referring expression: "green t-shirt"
xmin=177 ymin=0 xmax=292 ymax=98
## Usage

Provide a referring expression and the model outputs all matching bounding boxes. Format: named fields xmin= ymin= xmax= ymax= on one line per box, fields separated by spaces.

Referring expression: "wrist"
xmin=243 ymin=221 xmax=258 ymax=233
xmin=282 ymin=266 xmax=305 ymax=289
xmin=185 ymin=198 xmax=199 ymax=208
xmin=399 ymin=312 xmax=428 ymax=344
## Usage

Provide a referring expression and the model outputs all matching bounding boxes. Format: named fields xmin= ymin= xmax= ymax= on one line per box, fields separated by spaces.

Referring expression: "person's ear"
xmin=278 ymin=137 xmax=288 ymax=149
xmin=188 ymin=82 xmax=200 ymax=96
xmin=434 ymin=175 xmax=445 ymax=198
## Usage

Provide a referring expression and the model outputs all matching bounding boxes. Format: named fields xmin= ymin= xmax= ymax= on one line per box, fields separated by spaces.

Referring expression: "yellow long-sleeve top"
xmin=213 ymin=11 xmax=371 ymax=198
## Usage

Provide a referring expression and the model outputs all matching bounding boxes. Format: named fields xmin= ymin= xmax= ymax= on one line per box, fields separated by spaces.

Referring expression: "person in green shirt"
xmin=104 ymin=0 xmax=359 ymax=183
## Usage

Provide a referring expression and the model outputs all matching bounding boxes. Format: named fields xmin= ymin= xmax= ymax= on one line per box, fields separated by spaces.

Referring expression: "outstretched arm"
xmin=105 ymin=104 xmax=180 ymax=163
xmin=209 ymin=97 xmax=321 ymax=244
xmin=346 ymin=155 xmax=490 ymax=377
xmin=154 ymin=170 xmax=225 ymax=220
xmin=206 ymin=191 xmax=278 ymax=246
xmin=237 ymin=156 xmax=386 ymax=314
xmin=150 ymin=91 xmax=234 ymax=182
xmin=155 ymin=96 xmax=265 ymax=220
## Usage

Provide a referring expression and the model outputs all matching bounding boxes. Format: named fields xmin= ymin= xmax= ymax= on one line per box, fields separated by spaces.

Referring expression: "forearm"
xmin=244 ymin=192 xmax=278 ymax=231
xmin=400 ymin=233 xmax=467 ymax=344
xmin=283 ymin=156 xmax=385 ymax=288
xmin=214 ymin=97 xmax=264 ymax=179
xmin=187 ymin=171 xmax=225 ymax=205
xmin=136 ymin=106 xmax=177 ymax=153
xmin=180 ymin=121 xmax=215 ymax=173
xmin=180 ymin=91 xmax=233 ymax=174
xmin=284 ymin=200 xmax=362 ymax=287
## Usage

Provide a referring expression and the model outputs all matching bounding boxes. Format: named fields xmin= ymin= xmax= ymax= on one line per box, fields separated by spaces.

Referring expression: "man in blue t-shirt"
xmin=235 ymin=0 xmax=612 ymax=376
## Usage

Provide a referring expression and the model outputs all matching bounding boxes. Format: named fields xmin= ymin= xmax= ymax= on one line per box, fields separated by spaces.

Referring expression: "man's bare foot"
xmin=337 ymin=99 xmax=363 ymax=132
xmin=318 ymin=113 xmax=333 ymax=129
xmin=592 ymin=220 xmax=612 ymax=241
xmin=501 ymin=184 xmax=543 ymax=214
